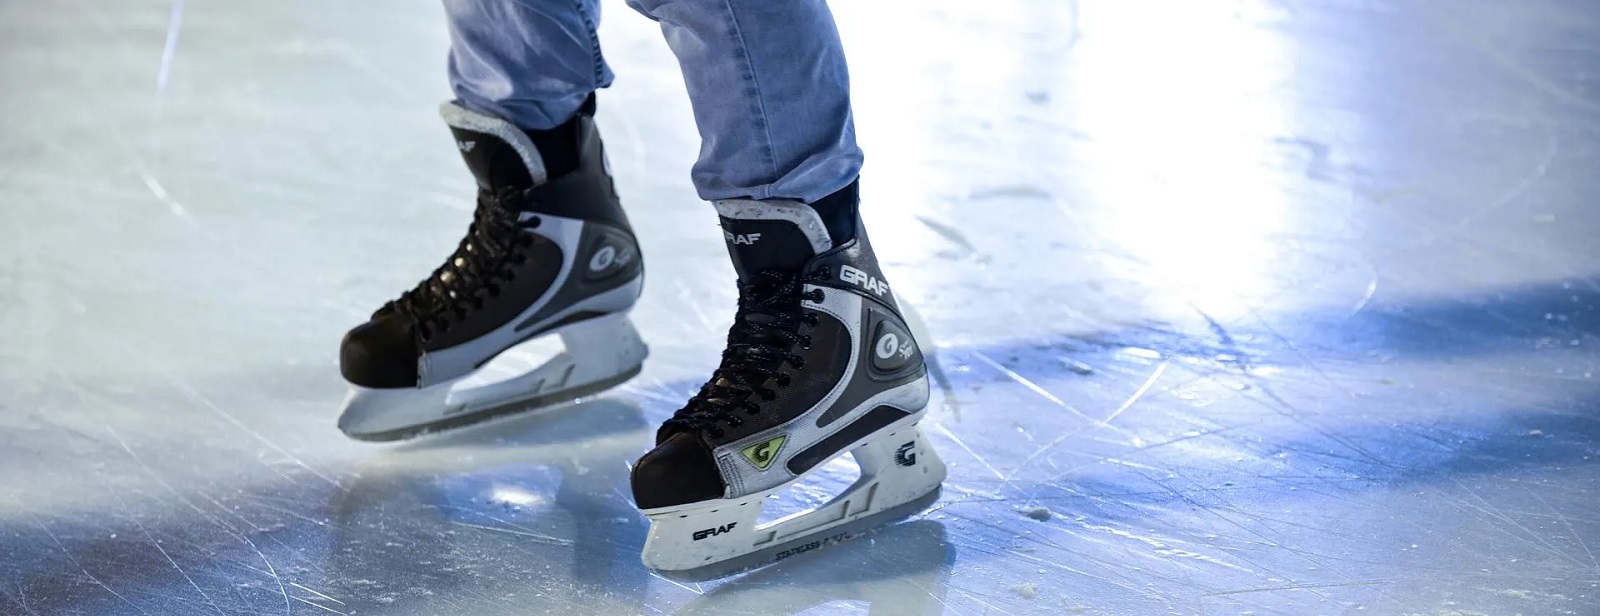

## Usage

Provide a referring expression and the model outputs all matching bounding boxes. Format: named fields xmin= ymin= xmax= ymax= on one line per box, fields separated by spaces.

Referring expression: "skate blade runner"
xmin=334 ymin=0 xmax=947 ymax=579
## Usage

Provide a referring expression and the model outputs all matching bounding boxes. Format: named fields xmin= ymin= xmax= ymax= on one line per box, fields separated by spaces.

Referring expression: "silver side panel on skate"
xmin=8 ymin=0 xmax=1600 ymax=614
xmin=420 ymin=214 xmax=598 ymax=386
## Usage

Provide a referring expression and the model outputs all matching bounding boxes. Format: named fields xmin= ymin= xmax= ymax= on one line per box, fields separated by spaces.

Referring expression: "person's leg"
xmin=623 ymin=0 xmax=862 ymax=205
xmin=337 ymin=0 xmax=647 ymax=441
xmin=623 ymin=0 xmax=944 ymax=576
xmin=446 ymin=0 xmax=612 ymax=131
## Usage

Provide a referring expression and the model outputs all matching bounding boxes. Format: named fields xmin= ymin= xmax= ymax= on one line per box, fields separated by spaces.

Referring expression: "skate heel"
xmin=639 ymin=423 xmax=945 ymax=579
xmin=339 ymin=313 xmax=647 ymax=441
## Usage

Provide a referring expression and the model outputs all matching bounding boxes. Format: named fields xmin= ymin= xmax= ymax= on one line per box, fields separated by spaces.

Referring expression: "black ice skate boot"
xmin=338 ymin=98 xmax=647 ymax=442
xmin=630 ymin=180 xmax=946 ymax=577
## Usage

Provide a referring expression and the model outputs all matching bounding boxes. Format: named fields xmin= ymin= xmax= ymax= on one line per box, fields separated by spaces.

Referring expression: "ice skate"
xmin=630 ymin=183 xmax=945 ymax=579
xmin=338 ymin=98 xmax=646 ymax=442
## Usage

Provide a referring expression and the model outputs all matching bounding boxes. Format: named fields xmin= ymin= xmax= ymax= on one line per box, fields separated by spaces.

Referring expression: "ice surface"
xmin=4 ymin=0 xmax=1600 ymax=614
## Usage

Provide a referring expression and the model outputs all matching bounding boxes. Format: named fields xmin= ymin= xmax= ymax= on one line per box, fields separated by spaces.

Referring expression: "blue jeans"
xmin=443 ymin=0 xmax=862 ymax=204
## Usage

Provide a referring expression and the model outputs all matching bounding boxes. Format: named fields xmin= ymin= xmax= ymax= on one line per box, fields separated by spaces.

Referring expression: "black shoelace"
xmin=665 ymin=268 xmax=830 ymax=439
xmin=388 ymin=188 xmax=542 ymax=342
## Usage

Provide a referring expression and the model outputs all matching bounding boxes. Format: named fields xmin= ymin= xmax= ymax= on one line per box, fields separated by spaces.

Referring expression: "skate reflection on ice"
xmin=672 ymin=521 xmax=953 ymax=616
xmin=317 ymin=399 xmax=658 ymax=614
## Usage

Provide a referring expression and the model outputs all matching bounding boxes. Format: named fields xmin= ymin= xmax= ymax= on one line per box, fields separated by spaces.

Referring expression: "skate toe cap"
xmin=632 ymin=432 xmax=727 ymax=509
xmin=340 ymin=316 xmax=420 ymax=388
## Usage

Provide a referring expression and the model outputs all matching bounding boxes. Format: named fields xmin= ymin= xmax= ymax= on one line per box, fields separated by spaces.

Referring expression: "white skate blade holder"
xmin=338 ymin=313 xmax=648 ymax=442
xmin=639 ymin=422 xmax=947 ymax=580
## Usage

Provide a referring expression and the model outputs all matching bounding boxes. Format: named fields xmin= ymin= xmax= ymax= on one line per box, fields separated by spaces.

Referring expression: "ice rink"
xmin=4 ymin=0 xmax=1600 ymax=614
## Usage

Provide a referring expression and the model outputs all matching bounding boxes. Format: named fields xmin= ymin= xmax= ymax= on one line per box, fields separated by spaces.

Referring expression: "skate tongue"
xmin=716 ymin=201 xmax=834 ymax=281
xmin=439 ymin=102 xmax=549 ymax=191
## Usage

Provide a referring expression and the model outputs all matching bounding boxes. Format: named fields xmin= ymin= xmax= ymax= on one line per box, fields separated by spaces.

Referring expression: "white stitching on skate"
xmin=417 ymin=215 xmax=633 ymax=385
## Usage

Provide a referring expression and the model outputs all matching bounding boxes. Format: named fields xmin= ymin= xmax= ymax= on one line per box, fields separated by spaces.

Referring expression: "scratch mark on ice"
xmin=1043 ymin=425 xmax=1238 ymax=480
xmin=1202 ymin=578 xmax=1393 ymax=597
xmin=946 ymin=584 xmax=1018 ymax=615
xmin=1451 ymin=478 xmax=1591 ymax=569
xmin=135 ymin=519 xmax=224 ymax=615
xmin=156 ymin=0 xmax=185 ymax=93
xmin=137 ymin=165 xmax=190 ymax=217
xmin=649 ymin=571 xmax=705 ymax=595
xmin=674 ymin=278 xmax=717 ymax=333
xmin=970 ymin=351 xmax=1136 ymax=444
xmin=932 ymin=422 xmax=1006 ymax=480
xmin=288 ymin=583 xmax=343 ymax=605
xmin=192 ymin=494 xmax=292 ymax=615
xmin=107 ymin=426 xmax=293 ymax=614
xmin=1436 ymin=13 xmax=1600 ymax=113
xmin=916 ymin=215 xmax=982 ymax=256
xmin=1528 ymin=490 xmax=1598 ymax=570
xmin=1348 ymin=271 xmax=1378 ymax=318
xmin=925 ymin=353 xmax=964 ymax=421
xmin=1101 ymin=360 xmax=1168 ymax=429
xmin=34 ymin=516 xmax=154 ymax=615
xmin=235 ymin=492 xmax=328 ymax=526
xmin=291 ymin=595 xmax=349 ymax=615
xmin=449 ymin=521 xmax=573 ymax=547
xmin=2 ymin=589 xmax=41 ymax=616
xmin=167 ymin=377 xmax=340 ymax=487
xmin=620 ymin=377 xmax=684 ymax=405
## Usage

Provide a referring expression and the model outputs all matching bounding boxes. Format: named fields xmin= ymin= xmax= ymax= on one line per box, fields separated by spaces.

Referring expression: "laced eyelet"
xmin=709 ymin=429 xmax=725 ymax=439
xmin=729 ymin=418 xmax=743 ymax=428
xmin=801 ymin=335 xmax=813 ymax=349
xmin=777 ymin=374 xmax=791 ymax=387
xmin=760 ymin=389 xmax=776 ymax=402
xmin=807 ymin=290 xmax=825 ymax=302
xmin=805 ymin=314 xmax=820 ymax=326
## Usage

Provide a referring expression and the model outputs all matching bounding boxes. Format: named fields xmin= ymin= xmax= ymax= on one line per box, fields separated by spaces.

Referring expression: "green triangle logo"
xmin=740 ymin=435 xmax=787 ymax=470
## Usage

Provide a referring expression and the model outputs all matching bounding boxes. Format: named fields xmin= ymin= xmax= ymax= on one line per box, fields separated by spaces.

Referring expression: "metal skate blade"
xmin=648 ymin=487 xmax=942 ymax=583
xmin=338 ymin=365 xmax=642 ymax=442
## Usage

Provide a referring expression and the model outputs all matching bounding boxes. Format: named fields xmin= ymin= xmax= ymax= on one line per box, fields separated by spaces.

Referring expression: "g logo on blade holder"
xmin=740 ymin=435 xmax=787 ymax=470
xmin=894 ymin=441 xmax=917 ymax=467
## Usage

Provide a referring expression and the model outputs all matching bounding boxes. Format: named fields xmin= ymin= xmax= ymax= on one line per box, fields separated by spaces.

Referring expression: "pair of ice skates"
xmin=336 ymin=100 xmax=946 ymax=578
